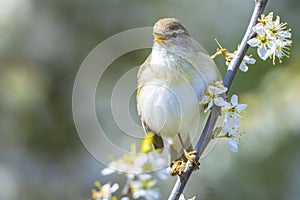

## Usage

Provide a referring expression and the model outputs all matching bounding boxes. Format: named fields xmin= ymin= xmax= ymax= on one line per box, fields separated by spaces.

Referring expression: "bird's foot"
xmin=184 ymin=150 xmax=200 ymax=169
xmin=169 ymin=160 xmax=186 ymax=176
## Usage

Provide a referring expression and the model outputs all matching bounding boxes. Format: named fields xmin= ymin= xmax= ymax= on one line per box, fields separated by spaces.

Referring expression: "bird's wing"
xmin=137 ymin=53 xmax=164 ymax=152
xmin=136 ymin=53 xmax=152 ymax=116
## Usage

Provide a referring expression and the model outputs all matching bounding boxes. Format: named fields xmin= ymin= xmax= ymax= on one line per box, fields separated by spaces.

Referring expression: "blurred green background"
xmin=0 ymin=0 xmax=299 ymax=199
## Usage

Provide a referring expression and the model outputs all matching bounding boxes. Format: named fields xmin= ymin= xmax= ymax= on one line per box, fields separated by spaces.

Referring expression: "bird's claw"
xmin=184 ymin=150 xmax=200 ymax=169
xmin=169 ymin=160 xmax=186 ymax=176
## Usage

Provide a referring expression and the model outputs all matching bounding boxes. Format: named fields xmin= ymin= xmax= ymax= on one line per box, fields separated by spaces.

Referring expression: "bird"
xmin=136 ymin=18 xmax=221 ymax=163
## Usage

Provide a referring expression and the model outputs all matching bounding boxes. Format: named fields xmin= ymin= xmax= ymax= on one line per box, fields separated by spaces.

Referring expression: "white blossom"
xmin=131 ymin=174 xmax=160 ymax=200
xmin=220 ymin=121 xmax=241 ymax=153
xmin=222 ymin=95 xmax=248 ymax=128
xmin=247 ymin=12 xmax=292 ymax=64
xmin=92 ymin=182 xmax=119 ymax=200
xmin=219 ymin=94 xmax=247 ymax=152
xmin=200 ymin=81 xmax=227 ymax=112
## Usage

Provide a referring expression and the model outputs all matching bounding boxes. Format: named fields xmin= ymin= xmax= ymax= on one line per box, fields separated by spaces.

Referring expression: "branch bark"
xmin=168 ymin=0 xmax=269 ymax=199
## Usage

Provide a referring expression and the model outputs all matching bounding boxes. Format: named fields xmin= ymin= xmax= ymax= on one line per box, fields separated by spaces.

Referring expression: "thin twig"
xmin=168 ymin=0 xmax=269 ymax=199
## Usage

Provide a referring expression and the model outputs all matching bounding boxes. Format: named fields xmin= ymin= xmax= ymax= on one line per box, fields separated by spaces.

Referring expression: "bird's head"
xmin=153 ymin=18 xmax=189 ymax=45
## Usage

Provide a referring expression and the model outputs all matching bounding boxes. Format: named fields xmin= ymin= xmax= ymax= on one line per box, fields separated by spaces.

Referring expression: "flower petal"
xmin=253 ymin=23 xmax=265 ymax=36
xmin=236 ymin=104 xmax=248 ymax=111
xmin=257 ymin=45 xmax=269 ymax=60
xmin=205 ymin=101 xmax=213 ymax=112
xmin=214 ymin=97 xmax=227 ymax=107
xmin=239 ymin=62 xmax=249 ymax=72
xmin=231 ymin=95 xmax=238 ymax=106
xmin=244 ymin=56 xmax=256 ymax=64
xmin=247 ymin=38 xmax=260 ymax=47
xmin=232 ymin=115 xmax=239 ymax=128
xmin=179 ymin=194 xmax=186 ymax=200
xmin=101 ymin=167 xmax=116 ymax=176
xmin=110 ymin=183 xmax=119 ymax=193
xmin=228 ymin=138 xmax=239 ymax=152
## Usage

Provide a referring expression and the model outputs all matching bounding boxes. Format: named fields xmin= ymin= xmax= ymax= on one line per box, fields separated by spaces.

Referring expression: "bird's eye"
xmin=172 ymin=32 xmax=178 ymax=38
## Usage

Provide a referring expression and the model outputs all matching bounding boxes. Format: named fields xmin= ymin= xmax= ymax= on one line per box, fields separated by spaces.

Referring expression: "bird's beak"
xmin=153 ymin=33 xmax=167 ymax=44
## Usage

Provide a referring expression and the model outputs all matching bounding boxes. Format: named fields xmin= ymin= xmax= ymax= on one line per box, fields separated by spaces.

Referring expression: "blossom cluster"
xmin=212 ymin=12 xmax=292 ymax=72
xmin=92 ymin=144 xmax=168 ymax=200
xmin=220 ymin=94 xmax=247 ymax=152
xmin=200 ymin=80 xmax=228 ymax=112
xmin=201 ymin=81 xmax=247 ymax=152
xmin=91 ymin=181 xmax=119 ymax=200
xmin=248 ymin=12 xmax=292 ymax=64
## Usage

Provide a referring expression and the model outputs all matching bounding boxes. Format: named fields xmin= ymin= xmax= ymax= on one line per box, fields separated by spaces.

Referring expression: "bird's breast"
xmin=137 ymin=79 xmax=201 ymax=139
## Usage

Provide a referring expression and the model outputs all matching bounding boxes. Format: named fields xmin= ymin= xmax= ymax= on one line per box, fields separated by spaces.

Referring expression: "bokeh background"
xmin=0 ymin=0 xmax=299 ymax=199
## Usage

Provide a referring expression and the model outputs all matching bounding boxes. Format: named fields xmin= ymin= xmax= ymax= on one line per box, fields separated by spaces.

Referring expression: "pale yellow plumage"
xmin=137 ymin=18 xmax=220 ymax=161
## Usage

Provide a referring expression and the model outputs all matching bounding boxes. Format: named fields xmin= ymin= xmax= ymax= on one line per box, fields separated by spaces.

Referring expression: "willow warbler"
xmin=137 ymin=18 xmax=221 ymax=162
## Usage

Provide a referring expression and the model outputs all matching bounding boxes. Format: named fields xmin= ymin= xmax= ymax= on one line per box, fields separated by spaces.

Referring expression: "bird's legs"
xmin=177 ymin=133 xmax=199 ymax=169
